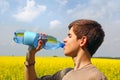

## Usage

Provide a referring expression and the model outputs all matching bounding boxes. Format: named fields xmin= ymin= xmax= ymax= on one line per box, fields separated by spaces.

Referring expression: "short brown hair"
xmin=68 ymin=19 xmax=105 ymax=56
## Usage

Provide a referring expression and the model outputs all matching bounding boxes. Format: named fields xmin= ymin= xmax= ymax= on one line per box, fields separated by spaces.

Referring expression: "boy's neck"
xmin=72 ymin=49 xmax=91 ymax=71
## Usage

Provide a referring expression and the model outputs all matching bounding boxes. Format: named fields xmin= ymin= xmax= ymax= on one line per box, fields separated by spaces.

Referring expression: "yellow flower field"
xmin=0 ymin=56 xmax=120 ymax=80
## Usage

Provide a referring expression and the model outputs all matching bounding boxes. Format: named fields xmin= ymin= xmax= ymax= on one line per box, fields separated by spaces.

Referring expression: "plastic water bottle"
xmin=13 ymin=30 xmax=65 ymax=50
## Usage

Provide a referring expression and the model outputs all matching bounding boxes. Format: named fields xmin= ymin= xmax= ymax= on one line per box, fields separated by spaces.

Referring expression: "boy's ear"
xmin=79 ymin=36 xmax=87 ymax=47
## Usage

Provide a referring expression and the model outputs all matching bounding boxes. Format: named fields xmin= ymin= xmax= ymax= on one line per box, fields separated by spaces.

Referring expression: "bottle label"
xmin=24 ymin=31 xmax=39 ymax=48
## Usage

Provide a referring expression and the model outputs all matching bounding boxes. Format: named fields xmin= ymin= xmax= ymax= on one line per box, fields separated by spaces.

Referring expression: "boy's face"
xmin=63 ymin=27 xmax=80 ymax=57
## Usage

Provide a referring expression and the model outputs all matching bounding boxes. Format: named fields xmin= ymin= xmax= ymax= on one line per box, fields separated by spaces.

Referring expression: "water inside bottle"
xmin=15 ymin=33 xmax=24 ymax=37
xmin=47 ymin=36 xmax=57 ymax=43
xmin=14 ymin=30 xmax=25 ymax=43
xmin=15 ymin=29 xmax=25 ymax=37
xmin=43 ymin=35 xmax=65 ymax=50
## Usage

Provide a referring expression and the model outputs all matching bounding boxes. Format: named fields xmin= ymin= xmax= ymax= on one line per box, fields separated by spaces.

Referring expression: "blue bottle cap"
xmin=60 ymin=43 xmax=65 ymax=48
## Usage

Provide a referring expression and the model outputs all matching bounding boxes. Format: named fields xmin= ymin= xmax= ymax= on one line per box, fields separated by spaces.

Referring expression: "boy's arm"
xmin=24 ymin=39 xmax=42 ymax=80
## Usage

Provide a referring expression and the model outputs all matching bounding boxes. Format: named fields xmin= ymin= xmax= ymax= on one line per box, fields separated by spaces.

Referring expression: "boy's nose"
xmin=63 ymin=37 xmax=67 ymax=43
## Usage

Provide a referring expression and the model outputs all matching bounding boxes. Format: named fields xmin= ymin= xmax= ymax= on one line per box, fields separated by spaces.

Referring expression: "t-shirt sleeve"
xmin=37 ymin=68 xmax=72 ymax=80
xmin=89 ymin=70 xmax=107 ymax=80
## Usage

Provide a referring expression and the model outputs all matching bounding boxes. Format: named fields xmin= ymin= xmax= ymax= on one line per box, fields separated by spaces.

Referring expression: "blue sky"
xmin=0 ymin=0 xmax=120 ymax=57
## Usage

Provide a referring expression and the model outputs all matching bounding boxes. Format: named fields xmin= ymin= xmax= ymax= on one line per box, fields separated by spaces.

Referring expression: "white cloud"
xmin=67 ymin=4 xmax=104 ymax=19
xmin=66 ymin=0 xmax=120 ymax=21
xmin=0 ymin=0 xmax=9 ymax=14
xmin=13 ymin=0 xmax=46 ymax=22
xmin=56 ymin=0 xmax=68 ymax=6
xmin=50 ymin=20 xmax=61 ymax=29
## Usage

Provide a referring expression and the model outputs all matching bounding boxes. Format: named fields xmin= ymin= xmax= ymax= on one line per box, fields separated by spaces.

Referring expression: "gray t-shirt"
xmin=38 ymin=64 xmax=107 ymax=80
xmin=62 ymin=64 xmax=107 ymax=80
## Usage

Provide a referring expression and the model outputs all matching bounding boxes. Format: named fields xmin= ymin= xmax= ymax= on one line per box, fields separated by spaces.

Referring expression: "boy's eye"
xmin=68 ymin=33 xmax=72 ymax=38
xmin=69 ymin=35 xmax=71 ymax=38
